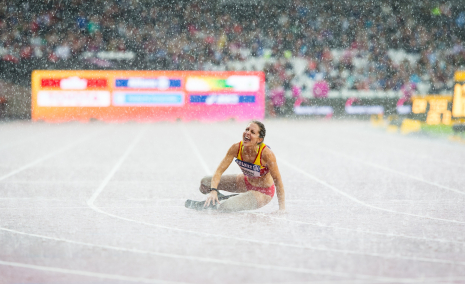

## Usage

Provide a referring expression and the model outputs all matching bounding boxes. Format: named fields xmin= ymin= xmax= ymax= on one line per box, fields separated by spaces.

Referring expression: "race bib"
xmin=235 ymin=159 xmax=261 ymax=177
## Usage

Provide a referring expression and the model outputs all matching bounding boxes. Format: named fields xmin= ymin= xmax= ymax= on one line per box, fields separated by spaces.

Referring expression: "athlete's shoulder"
xmin=261 ymin=143 xmax=275 ymax=160
xmin=227 ymin=142 xmax=241 ymax=156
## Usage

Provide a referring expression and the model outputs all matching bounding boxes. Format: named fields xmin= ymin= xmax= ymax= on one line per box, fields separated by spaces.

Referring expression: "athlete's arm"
xmin=204 ymin=143 xmax=239 ymax=207
xmin=211 ymin=143 xmax=239 ymax=188
xmin=262 ymin=147 xmax=286 ymax=211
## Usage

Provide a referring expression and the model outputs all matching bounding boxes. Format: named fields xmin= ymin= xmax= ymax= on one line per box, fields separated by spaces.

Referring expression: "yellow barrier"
xmin=411 ymin=95 xmax=452 ymax=125
xmin=400 ymin=119 xmax=422 ymax=134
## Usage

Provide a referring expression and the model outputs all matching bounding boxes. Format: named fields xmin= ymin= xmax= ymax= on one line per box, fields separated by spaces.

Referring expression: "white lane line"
xmin=245 ymin=280 xmax=378 ymax=284
xmin=0 ymin=125 xmax=66 ymax=153
xmin=74 ymin=203 xmax=465 ymax=265
xmin=5 ymin=203 xmax=458 ymax=278
xmin=18 ymin=198 xmax=460 ymax=247
xmin=6 ymin=251 xmax=461 ymax=284
xmin=0 ymin=206 xmax=185 ymax=209
xmin=6 ymin=124 xmax=460 ymax=280
xmin=248 ymin=212 xmax=465 ymax=245
xmin=220 ymin=125 xmax=465 ymax=242
xmin=337 ymin=135 xmax=465 ymax=169
xmin=0 ymin=180 xmax=177 ymax=184
xmin=81 ymin=138 xmax=380 ymax=280
xmin=405 ymin=276 xmax=465 ymax=283
xmin=215 ymin=126 xmax=465 ymax=238
xmin=175 ymin=127 xmax=465 ymax=266
xmin=0 ymin=227 xmax=374 ymax=280
xmin=68 ymin=123 xmax=463 ymax=281
xmin=0 ymin=181 xmax=97 ymax=184
xmin=267 ymin=129 xmax=465 ymax=222
xmin=0 ymin=259 xmax=187 ymax=284
xmin=181 ymin=125 xmax=212 ymax=175
xmin=246 ymin=280 xmax=394 ymax=284
xmin=83 ymin=124 xmax=417 ymax=282
xmin=0 ymin=124 xmax=460 ymax=282
xmin=301 ymin=140 xmax=465 ymax=196
xmin=246 ymin=277 xmax=465 ymax=284
xmin=303 ymin=123 xmax=465 ymax=169
xmin=0 ymin=197 xmax=185 ymax=200
xmin=0 ymin=127 xmax=185 ymax=284
xmin=0 ymin=133 xmax=96 ymax=182
xmin=279 ymin=158 xmax=465 ymax=225
xmin=87 ymin=128 xmax=146 ymax=206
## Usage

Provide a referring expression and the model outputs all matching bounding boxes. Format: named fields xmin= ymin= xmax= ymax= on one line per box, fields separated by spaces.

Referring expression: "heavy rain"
xmin=1 ymin=0 xmax=465 ymax=283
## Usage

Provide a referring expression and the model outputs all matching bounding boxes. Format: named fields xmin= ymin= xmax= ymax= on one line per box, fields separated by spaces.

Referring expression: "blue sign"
xmin=115 ymin=78 xmax=181 ymax=89
xmin=113 ymin=92 xmax=184 ymax=106
xmin=190 ymin=94 xmax=255 ymax=104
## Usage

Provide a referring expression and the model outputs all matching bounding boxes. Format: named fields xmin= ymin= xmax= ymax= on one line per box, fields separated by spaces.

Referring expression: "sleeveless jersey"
xmin=235 ymin=141 xmax=270 ymax=178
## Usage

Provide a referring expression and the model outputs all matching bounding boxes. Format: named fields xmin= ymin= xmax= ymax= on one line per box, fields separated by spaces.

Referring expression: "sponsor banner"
xmin=186 ymin=76 xmax=260 ymax=92
xmin=37 ymin=91 xmax=111 ymax=107
xmin=294 ymin=106 xmax=334 ymax=115
xmin=190 ymin=94 xmax=255 ymax=104
xmin=411 ymin=95 xmax=452 ymax=125
xmin=396 ymin=105 xmax=412 ymax=115
xmin=112 ymin=92 xmax=184 ymax=106
xmin=41 ymin=77 xmax=107 ymax=89
xmin=345 ymin=106 xmax=384 ymax=115
xmin=115 ymin=77 xmax=181 ymax=89
xmin=31 ymin=70 xmax=265 ymax=122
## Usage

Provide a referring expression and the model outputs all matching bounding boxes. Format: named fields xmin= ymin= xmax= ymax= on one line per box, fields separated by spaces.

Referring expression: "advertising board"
xmin=453 ymin=71 xmax=465 ymax=118
xmin=31 ymin=70 xmax=265 ymax=122
xmin=411 ymin=95 xmax=452 ymax=125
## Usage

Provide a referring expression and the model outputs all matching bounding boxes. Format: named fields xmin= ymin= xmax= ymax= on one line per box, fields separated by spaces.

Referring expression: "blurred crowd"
xmin=1 ymin=0 xmax=464 ymax=95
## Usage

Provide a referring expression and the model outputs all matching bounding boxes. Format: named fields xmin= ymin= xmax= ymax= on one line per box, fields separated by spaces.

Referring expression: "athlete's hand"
xmin=204 ymin=191 xmax=220 ymax=208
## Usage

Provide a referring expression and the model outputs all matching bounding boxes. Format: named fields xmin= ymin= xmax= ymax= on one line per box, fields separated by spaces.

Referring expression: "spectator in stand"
xmin=313 ymin=74 xmax=329 ymax=98
xmin=270 ymin=80 xmax=286 ymax=116
xmin=0 ymin=0 xmax=464 ymax=95
xmin=55 ymin=42 xmax=70 ymax=60
xmin=401 ymin=76 xmax=417 ymax=99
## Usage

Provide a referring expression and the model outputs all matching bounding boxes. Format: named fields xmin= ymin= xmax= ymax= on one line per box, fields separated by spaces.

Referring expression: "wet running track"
xmin=0 ymin=120 xmax=464 ymax=284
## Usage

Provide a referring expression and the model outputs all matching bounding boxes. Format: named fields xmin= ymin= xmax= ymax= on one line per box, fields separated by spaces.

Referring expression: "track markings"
xmin=87 ymin=127 xmax=147 ymax=207
xmin=82 ymin=125 xmax=464 ymax=281
xmin=279 ymin=158 xmax=465 ymax=225
xmin=0 ymin=259 xmax=188 ymax=284
xmin=217 ymin=125 xmax=465 ymax=225
xmin=293 ymin=138 xmax=465 ymax=196
xmin=330 ymin=134 xmax=465 ymax=169
xmin=211 ymin=125 xmax=465 ymax=242
xmin=4 ymin=122 xmax=465 ymax=282
xmin=0 ymin=130 xmax=102 ymax=182
xmin=0 ymin=227 xmax=392 ymax=280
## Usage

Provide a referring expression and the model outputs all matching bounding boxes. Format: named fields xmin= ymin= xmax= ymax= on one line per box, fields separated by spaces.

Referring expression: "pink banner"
xmin=32 ymin=70 xmax=265 ymax=122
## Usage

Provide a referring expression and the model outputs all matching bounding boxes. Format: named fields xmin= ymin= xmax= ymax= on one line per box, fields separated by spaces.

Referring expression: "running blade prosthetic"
xmin=185 ymin=193 xmax=238 ymax=210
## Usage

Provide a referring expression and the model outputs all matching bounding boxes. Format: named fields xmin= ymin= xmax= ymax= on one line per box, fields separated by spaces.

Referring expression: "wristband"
xmin=210 ymin=188 xmax=219 ymax=193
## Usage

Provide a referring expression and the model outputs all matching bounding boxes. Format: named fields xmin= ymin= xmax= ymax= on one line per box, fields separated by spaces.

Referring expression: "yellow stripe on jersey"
xmin=237 ymin=141 xmax=267 ymax=169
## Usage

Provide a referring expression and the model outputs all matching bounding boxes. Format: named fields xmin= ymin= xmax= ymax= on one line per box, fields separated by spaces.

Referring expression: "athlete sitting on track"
xmin=199 ymin=121 xmax=285 ymax=213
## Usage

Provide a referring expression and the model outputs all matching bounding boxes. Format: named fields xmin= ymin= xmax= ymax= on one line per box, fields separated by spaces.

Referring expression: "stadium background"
xmin=2 ymin=1 xmax=465 ymax=283
xmin=0 ymin=0 xmax=464 ymax=131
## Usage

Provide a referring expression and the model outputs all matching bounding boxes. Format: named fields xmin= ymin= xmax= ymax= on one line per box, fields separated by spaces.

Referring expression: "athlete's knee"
xmin=199 ymin=176 xmax=212 ymax=194
xmin=217 ymin=199 xmax=239 ymax=212
xmin=218 ymin=192 xmax=258 ymax=212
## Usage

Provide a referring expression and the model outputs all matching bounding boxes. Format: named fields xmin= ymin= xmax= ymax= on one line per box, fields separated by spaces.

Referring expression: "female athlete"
xmin=199 ymin=121 xmax=286 ymax=212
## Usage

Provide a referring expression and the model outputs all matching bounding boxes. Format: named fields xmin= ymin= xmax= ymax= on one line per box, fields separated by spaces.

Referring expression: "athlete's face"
xmin=243 ymin=123 xmax=263 ymax=146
